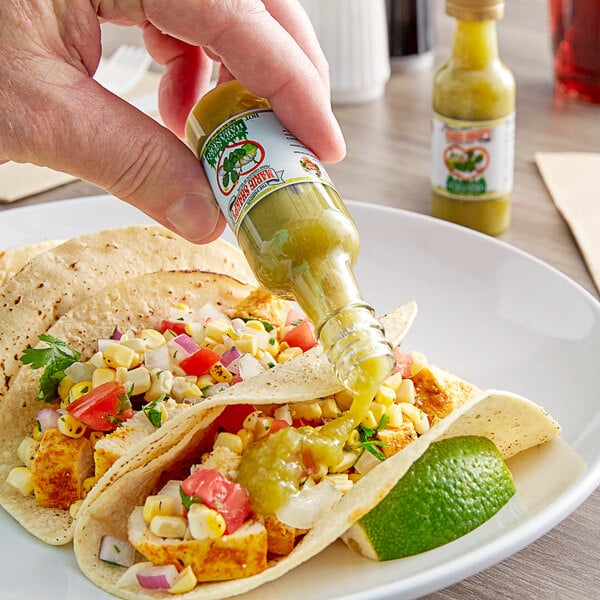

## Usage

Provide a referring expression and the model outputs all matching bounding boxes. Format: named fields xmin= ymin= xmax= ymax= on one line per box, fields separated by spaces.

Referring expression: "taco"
xmin=0 ymin=268 xmax=309 ymax=545
xmin=71 ymin=305 xmax=560 ymax=599
xmin=0 ymin=225 xmax=257 ymax=403
xmin=0 ymin=239 xmax=64 ymax=286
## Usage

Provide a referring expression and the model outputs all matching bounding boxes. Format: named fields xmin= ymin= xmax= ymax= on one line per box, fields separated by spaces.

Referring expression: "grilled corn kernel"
xmin=347 ymin=429 xmax=360 ymax=447
xmin=150 ymin=515 xmax=187 ymax=539
xmin=360 ymin=410 xmax=378 ymax=430
xmin=370 ymin=402 xmax=387 ymax=426
xmin=213 ymin=432 xmax=243 ymax=454
xmin=204 ymin=319 xmax=229 ymax=342
xmin=375 ymin=385 xmax=396 ymax=407
xmin=395 ymin=378 xmax=416 ymax=404
xmin=169 ymin=565 xmax=197 ymax=595
xmin=68 ymin=380 xmax=92 ymax=403
xmin=385 ymin=403 xmax=404 ymax=428
xmin=255 ymin=416 xmax=275 ymax=440
xmin=245 ymin=319 xmax=266 ymax=332
xmin=143 ymin=494 xmax=175 ymax=523
xmin=334 ymin=389 xmax=354 ymax=411
xmin=114 ymin=366 xmax=128 ymax=384
xmin=399 ymin=402 xmax=421 ymax=425
xmin=58 ymin=376 xmax=74 ymax=402
xmin=319 ymin=397 xmax=340 ymax=419
xmin=6 ymin=466 xmax=33 ymax=496
xmin=70 ymin=499 xmax=83 ymax=519
xmin=264 ymin=337 xmax=280 ymax=357
xmin=103 ymin=343 xmax=139 ymax=369
xmin=383 ymin=372 xmax=404 ymax=392
xmin=236 ymin=428 xmax=254 ymax=450
xmin=82 ymin=476 xmax=96 ymax=497
xmin=141 ymin=328 xmax=166 ymax=349
xmin=16 ymin=436 xmax=39 ymax=468
xmin=185 ymin=321 xmax=205 ymax=342
xmin=175 ymin=303 xmax=191 ymax=312
xmin=187 ymin=503 xmax=226 ymax=540
xmin=92 ymin=367 xmax=116 ymax=388
xmin=196 ymin=374 xmax=215 ymax=390
xmin=415 ymin=412 xmax=430 ymax=435
xmin=32 ymin=421 xmax=44 ymax=442
xmin=171 ymin=377 xmax=203 ymax=401
xmin=409 ymin=351 xmax=428 ymax=376
xmin=324 ymin=474 xmax=353 ymax=493
xmin=209 ymin=363 xmax=233 ymax=383
xmin=120 ymin=337 xmax=146 ymax=353
xmin=277 ymin=346 xmax=303 ymax=363
xmin=242 ymin=410 xmax=262 ymax=431
xmin=124 ymin=366 xmax=151 ymax=395
xmin=236 ymin=336 xmax=258 ymax=356
xmin=291 ymin=401 xmax=322 ymax=421
xmin=58 ymin=414 xmax=86 ymax=438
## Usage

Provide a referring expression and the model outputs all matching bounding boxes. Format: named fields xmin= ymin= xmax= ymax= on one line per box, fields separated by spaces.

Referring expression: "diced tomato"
xmin=283 ymin=318 xmax=317 ymax=352
xmin=215 ymin=404 xmax=255 ymax=434
xmin=159 ymin=319 xmax=188 ymax=335
xmin=301 ymin=448 xmax=320 ymax=478
xmin=182 ymin=468 xmax=251 ymax=534
xmin=392 ymin=348 xmax=413 ymax=377
xmin=179 ymin=347 xmax=221 ymax=377
xmin=269 ymin=419 xmax=291 ymax=435
xmin=66 ymin=381 xmax=132 ymax=432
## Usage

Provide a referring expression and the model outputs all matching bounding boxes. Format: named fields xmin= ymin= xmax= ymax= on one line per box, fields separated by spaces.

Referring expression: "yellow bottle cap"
xmin=446 ymin=0 xmax=504 ymax=21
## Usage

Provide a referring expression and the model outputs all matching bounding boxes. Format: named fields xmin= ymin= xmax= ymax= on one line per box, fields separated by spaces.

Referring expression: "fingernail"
xmin=166 ymin=193 xmax=221 ymax=242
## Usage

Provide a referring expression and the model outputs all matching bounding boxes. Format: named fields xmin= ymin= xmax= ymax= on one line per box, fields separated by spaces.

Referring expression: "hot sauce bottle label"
xmin=200 ymin=108 xmax=334 ymax=233
xmin=430 ymin=112 xmax=515 ymax=200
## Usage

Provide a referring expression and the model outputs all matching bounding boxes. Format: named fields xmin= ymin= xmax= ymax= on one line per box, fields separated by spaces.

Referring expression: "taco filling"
xmin=6 ymin=292 xmax=320 ymax=516
xmin=107 ymin=349 xmax=481 ymax=592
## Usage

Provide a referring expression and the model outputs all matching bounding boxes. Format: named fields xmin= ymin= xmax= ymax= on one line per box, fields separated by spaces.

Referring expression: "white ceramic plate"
xmin=1 ymin=195 xmax=599 ymax=600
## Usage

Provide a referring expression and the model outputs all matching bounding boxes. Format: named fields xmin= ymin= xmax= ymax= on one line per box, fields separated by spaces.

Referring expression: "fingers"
xmin=141 ymin=24 xmax=213 ymax=138
xmin=140 ymin=0 xmax=346 ymax=162
xmin=37 ymin=64 xmax=225 ymax=243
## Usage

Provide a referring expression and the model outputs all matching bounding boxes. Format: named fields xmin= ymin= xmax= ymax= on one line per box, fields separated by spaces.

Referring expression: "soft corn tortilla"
xmin=72 ymin=307 xmax=560 ymax=600
xmin=0 ymin=269 xmax=275 ymax=545
xmin=0 ymin=225 xmax=257 ymax=402
xmin=0 ymin=239 xmax=64 ymax=286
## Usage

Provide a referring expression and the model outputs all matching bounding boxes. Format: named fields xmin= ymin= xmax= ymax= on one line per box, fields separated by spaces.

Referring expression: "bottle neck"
xmin=450 ymin=19 xmax=499 ymax=69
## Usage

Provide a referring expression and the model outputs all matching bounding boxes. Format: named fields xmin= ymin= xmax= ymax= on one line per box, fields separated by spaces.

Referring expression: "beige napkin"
xmin=535 ymin=152 xmax=600 ymax=294
xmin=0 ymin=70 xmax=162 ymax=203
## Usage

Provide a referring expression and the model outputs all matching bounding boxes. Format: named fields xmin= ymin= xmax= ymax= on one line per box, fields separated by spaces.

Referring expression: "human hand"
xmin=0 ymin=0 xmax=345 ymax=243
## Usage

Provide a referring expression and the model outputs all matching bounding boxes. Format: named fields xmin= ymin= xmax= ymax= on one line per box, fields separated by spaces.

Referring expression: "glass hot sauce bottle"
xmin=430 ymin=0 xmax=516 ymax=236
xmin=185 ymin=80 xmax=395 ymax=419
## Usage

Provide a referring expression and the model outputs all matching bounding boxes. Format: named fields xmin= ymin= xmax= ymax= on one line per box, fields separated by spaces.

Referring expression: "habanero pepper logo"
xmin=217 ymin=140 xmax=265 ymax=195
xmin=443 ymin=145 xmax=490 ymax=181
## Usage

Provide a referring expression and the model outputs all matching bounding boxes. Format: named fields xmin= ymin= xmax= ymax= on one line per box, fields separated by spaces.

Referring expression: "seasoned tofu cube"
xmin=264 ymin=515 xmax=304 ymax=556
xmin=411 ymin=365 xmax=480 ymax=421
xmin=30 ymin=428 xmax=94 ymax=510
xmin=376 ymin=423 xmax=418 ymax=458
xmin=128 ymin=507 xmax=267 ymax=582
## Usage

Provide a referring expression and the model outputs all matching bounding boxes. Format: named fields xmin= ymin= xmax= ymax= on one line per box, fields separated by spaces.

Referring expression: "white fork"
xmin=94 ymin=44 xmax=153 ymax=96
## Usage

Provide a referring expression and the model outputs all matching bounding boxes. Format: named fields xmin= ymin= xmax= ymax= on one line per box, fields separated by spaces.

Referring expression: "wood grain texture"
xmin=0 ymin=1 xmax=598 ymax=598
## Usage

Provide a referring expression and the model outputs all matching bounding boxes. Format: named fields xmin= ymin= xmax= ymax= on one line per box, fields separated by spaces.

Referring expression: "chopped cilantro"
xmin=142 ymin=395 xmax=166 ymax=427
xmin=20 ymin=334 xmax=81 ymax=403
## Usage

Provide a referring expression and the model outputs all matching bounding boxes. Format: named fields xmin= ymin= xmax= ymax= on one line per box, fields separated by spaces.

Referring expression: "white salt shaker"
xmin=299 ymin=0 xmax=391 ymax=104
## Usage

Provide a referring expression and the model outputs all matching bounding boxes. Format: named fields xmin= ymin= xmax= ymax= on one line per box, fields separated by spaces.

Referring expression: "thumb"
xmin=39 ymin=70 xmax=226 ymax=243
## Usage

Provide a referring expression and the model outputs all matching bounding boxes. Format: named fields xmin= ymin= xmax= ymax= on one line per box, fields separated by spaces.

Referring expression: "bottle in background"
xmin=430 ymin=0 xmax=516 ymax=236
xmin=549 ymin=0 xmax=600 ymax=104
xmin=386 ymin=0 xmax=435 ymax=73
xmin=185 ymin=81 xmax=395 ymax=405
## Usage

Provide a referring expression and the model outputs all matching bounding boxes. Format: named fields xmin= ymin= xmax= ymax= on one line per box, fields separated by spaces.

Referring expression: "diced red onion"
xmin=157 ymin=480 xmax=184 ymax=515
xmin=220 ymin=347 xmax=241 ymax=368
xmin=110 ymin=327 xmax=123 ymax=340
xmin=97 ymin=339 xmax=114 ymax=353
xmin=136 ymin=564 xmax=179 ymax=590
xmin=197 ymin=302 xmax=229 ymax=323
xmin=99 ymin=534 xmax=136 ymax=567
xmin=166 ymin=334 xmax=199 ymax=363
xmin=274 ymin=404 xmax=293 ymax=425
xmin=285 ymin=306 xmax=305 ymax=325
xmin=35 ymin=408 xmax=60 ymax=432
xmin=64 ymin=361 xmax=94 ymax=383
xmin=116 ymin=562 xmax=153 ymax=589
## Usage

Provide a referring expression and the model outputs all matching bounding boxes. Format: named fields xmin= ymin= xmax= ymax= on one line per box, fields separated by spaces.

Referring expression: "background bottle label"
xmin=431 ymin=112 xmax=515 ymax=200
xmin=201 ymin=108 xmax=333 ymax=233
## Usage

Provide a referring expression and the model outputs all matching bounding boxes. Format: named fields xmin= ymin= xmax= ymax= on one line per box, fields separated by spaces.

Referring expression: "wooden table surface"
xmin=1 ymin=0 xmax=598 ymax=598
